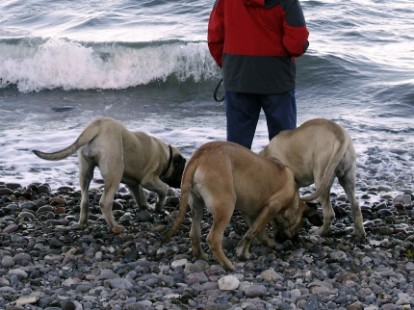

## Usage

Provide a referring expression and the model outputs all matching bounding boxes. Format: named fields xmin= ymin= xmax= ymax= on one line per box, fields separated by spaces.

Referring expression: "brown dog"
xmin=33 ymin=117 xmax=186 ymax=233
xmin=164 ymin=141 xmax=321 ymax=271
xmin=261 ymin=118 xmax=366 ymax=238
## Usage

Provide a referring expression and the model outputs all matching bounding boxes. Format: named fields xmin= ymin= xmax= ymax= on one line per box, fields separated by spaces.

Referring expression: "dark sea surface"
xmin=1 ymin=0 xmax=413 ymax=199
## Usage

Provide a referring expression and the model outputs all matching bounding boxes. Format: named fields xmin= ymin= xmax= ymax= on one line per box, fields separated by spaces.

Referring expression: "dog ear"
xmin=303 ymin=201 xmax=323 ymax=226
xmin=173 ymin=155 xmax=186 ymax=174
xmin=161 ymin=155 xmax=186 ymax=189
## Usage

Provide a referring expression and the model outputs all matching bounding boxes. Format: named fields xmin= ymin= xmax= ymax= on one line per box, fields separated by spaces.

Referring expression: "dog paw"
xmin=318 ymin=226 xmax=331 ymax=237
xmin=72 ymin=223 xmax=88 ymax=230
xmin=155 ymin=204 xmax=165 ymax=213
xmin=139 ymin=203 xmax=153 ymax=210
xmin=194 ymin=250 xmax=210 ymax=262
xmin=353 ymin=231 xmax=367 ymax=243
xmin=224 ymin=264 xmax=235 ymax=272
xmin=261 ymin=238 xmax=277 ymax=248
xmin=111 ymin=225 xmax=124 ymax=234
xmin=236 ymin=248 xmax=252 ymax=261
xmin=201 ymin=253 xmax=210 ymax=261
xmin=218 ymin=259 xmax=235 ymax=272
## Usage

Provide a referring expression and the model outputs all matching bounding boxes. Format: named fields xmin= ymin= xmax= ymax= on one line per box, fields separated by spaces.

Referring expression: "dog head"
xmin=275 ymin=200 xmax=323 ymax=241
xmin=160 ymin=146 xmax=186 ymax=188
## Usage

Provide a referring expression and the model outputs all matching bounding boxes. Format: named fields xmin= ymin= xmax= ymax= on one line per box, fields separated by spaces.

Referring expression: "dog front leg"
xmin=318 ymin=190 xmax=335 ymax=236
xmin=143 ymin=178 xmax=170 ymax=212
xmin=257 ymin=229 xmax=277 ymax=248
xmin=241 ymin=214 xmax=276 ymax=248
xmin=236 ymin=204 xmax=278 ymax=261
xmin=127 ymin=185 xmax=153 ymax=210
xmin=156 ymin=190 xmax=168 ymax=212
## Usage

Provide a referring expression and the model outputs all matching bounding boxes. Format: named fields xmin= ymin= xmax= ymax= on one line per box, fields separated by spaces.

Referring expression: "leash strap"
xmin=213 ymin=78 xmax=225 ymax=102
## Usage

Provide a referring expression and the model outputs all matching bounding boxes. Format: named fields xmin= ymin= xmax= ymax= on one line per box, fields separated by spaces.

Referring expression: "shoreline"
xmin=1 ymin=181 xmax=414 ymax=309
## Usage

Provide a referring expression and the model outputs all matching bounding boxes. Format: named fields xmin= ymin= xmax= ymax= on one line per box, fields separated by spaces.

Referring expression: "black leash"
xmin=213 ymin=78 xmax=225 ymax=102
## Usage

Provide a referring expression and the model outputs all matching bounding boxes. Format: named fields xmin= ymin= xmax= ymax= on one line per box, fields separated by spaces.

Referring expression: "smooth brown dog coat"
xmin=164 ymin=141 xmax=319 ymax=271
xmin=33 ymin=117 xmax=186 ymax=233
xmin=261 ymin=118 xmax=366 ymax=238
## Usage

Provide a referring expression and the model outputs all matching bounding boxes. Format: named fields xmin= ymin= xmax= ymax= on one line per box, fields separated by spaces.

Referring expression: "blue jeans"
xmin=225 ymin=90 xmax=296 ymax=149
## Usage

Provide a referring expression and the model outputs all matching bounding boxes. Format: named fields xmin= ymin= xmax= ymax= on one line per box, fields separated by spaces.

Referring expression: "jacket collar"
xmin=244 ymin=0 xmax=280 ymax=8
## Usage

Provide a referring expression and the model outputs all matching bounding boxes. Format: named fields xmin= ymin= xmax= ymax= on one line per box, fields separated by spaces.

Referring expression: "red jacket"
xmin=208 ymin=0 xmax=309 ymax=94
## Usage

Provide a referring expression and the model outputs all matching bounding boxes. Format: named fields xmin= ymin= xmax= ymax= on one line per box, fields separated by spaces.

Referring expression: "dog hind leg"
xmin=312 ymin=166 xmax=336 ymax=236
xmin=206 ymin=200 xmax=235 ymax=271
xmin=338 ymin=170 xmax=366 ymax=238
xmin=76 ymin=157 xmax=95 ymax=229
xmin=99 ymin=160 xmax=124 ymax=233
xmin=317 ymin=187 xmax=335 ymax=236
xmin=190 ymin=196 xmax=209 ymax=261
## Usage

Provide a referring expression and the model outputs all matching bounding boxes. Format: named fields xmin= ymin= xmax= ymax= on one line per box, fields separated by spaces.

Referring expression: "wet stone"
xmin=0 ymin=182 xmax=413 ymax=309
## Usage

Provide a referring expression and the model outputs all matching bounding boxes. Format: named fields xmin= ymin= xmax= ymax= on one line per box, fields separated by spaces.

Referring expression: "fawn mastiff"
xmin=164 ymin=141 xmax=321 ymax=271
xmin=261 ymin=118 xmax=366 ymax=238
xmin=33 ymin=117 xmax=186 ymax=233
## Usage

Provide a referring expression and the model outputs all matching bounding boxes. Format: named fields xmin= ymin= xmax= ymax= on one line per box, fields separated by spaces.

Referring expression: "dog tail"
xmin=162 ymin=161 xmax=196 ymax=243
xmin=32 ymin=123 xmax=100 ymax=161
xmin=32 ymin=141 xmax=80 ymax=161
xmin=301 ymin=130 xmax=350 ymax=202
xmin=300 ymin=187 xmax=325 ymax=202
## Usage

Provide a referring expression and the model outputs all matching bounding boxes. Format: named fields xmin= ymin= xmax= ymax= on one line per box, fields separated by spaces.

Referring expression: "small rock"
xmin=218 ymin=275 xmax=240 ymax=291
xmin=242 ymin=284 xmax=267 ymax=298
xmin=171 ymin=258 xmax=188 ymax=269
xmin=1 ymin=256 xmax=15 ymax=268
xmin=185 ymin=272 xmax=208 ymax=285
xmin=8 ymin=268 xmax=28 ymax=279
xmin=107 ymin=278 xmax=134 ymax=289
xmin=259 ymin=267 xmax=283 ymax=281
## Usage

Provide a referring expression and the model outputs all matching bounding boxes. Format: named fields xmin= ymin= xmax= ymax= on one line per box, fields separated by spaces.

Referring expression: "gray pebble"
xmin=242 ymin=284 xmax=267 ymax=298
xmin=1 ymin=182 xmax=414 ymax=310
xmin=1 ymin=255 xmax=15 ymax=268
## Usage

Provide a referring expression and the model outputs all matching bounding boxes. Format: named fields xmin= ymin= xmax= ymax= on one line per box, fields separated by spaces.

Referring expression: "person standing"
xmin=208 ymin=0 xmax=309 ymax=149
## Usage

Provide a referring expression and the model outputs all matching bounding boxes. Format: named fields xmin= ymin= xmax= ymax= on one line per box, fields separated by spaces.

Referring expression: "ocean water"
xmin=1 ymin=0 xmax=414 ymax=199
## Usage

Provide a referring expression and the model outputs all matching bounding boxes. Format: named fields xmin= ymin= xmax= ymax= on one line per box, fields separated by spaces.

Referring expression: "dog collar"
xmin=161 ymin=145 xmax=173 ymax=178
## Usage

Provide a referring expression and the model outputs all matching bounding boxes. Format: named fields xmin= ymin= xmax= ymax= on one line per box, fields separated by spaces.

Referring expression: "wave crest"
xmin=0 ymin=38 xmax=220 ymax=93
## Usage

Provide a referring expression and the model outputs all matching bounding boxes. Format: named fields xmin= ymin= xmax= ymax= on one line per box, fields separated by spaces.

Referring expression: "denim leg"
xmin=261 ymin=90 xmax=297 ymax=141
xmin=225 ymin=91 xmax=261 ymax=149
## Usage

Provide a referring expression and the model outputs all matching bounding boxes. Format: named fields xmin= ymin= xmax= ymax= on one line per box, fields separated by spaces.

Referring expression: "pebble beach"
xmin=2 ymin=0 xmax=414 ymax=308
xmin=1 ymin=179 xmax=413 ymax=310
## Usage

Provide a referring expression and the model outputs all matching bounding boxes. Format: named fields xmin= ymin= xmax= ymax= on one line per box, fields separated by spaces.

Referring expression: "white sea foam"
xmin=1 ymin=105 xmax=414 ymax=202
xmin=1 ymin=0 xmax=414 ymax=201
xmin=0 ymin=39 xmax=218 ymax=93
